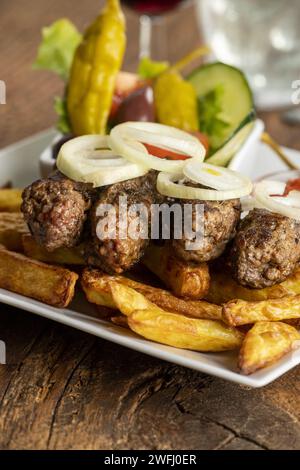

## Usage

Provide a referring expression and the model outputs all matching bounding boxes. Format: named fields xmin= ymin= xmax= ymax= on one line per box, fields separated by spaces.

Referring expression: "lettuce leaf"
xmin=138 ymin=57 xmax=169 ymax=80
xmin=198 ymin=85 xmax=230 ymax=152
xmin=33 ymin=19 xmax=82 ymax=80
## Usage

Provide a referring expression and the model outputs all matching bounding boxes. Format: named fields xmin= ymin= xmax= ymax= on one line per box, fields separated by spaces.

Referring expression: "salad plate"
xmin=1 ymin=124 xmax=300 ymax=388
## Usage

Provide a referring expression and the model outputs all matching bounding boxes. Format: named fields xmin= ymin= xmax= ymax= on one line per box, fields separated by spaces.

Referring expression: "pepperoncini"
xmin=154 ymin=70 xmax=199 ymax=132
xmin=67 ymin=0 xmax=126 ymax=135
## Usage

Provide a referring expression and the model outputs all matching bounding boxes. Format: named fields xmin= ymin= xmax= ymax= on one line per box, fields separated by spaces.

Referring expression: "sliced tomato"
xmin=285 ymin=178 xmax=300 ymax=195
xmin=143 ymin=143 xmax=188 ymax=160
xmin=143 ymin=132 xmax=209 ymax=161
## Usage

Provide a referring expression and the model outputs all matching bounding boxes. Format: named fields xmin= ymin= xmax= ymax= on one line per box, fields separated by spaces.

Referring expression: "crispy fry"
xmin=0 ymin=212 xmax=28 ymax=251
xmin=142 ymin=244 xmax=210 ymax=299
xmin=110 ymin=281 xmax=155 ymax=315
xmin=238 ymin=322 xmax=300 ymax=375
xmin=81 ymin=268 xmax=221 ymax=320
xmin=128 ymin=308 xmax=243 ymax=352
xmin=0 ymin=247 xmax=78 ymax=307
xmin=223 ymin=295 xmax=300 ymax=326
xmin=0 ymin=189 xmax=22 ymax=212
xmin=110 ymin=282 xmax=242 ymax=351
xmin=22 ymin=234 xmax=85 ymax=265
xmin=206 ymin=267 xmax=300 ymax=304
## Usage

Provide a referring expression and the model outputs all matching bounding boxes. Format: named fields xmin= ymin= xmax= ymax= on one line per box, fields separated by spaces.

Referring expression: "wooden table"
xmin=1 ymin=0 xmax=300 ymax=450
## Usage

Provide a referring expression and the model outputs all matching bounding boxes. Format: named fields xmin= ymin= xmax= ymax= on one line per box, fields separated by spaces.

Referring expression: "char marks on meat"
xmin=22 ymin=171 xmax=95 ymax=251
xmin=87 ymin=171 xmax=158 ymax=274
xmin=169 ymin=179 xmax=241 ymax=263
xmin=230 ymin=208 xmax=300 ymax=289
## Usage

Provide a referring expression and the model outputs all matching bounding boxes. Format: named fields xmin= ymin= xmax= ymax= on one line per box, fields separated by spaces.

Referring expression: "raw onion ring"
xmin=57 ymin=135 xmax=148 ymax=187
xmin=109 ymin=122 xmax=206 ymax=173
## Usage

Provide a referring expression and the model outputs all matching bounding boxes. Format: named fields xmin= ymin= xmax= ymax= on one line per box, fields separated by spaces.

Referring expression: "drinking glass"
xmin=196 ymin=0 xmax=300 ymax=109
xmin=122 ymin=0 xmax=191 ymax=59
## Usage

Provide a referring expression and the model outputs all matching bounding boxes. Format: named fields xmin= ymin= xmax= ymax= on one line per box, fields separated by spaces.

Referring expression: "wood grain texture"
xmin=1 ymin=0 xmax=300 ymax=451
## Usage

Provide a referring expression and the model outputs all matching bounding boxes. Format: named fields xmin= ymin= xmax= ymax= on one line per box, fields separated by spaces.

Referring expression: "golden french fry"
xmin=238 ymin=322 xmax=300 ymax=375
xmin=128 ymin=308 xmax=243 ymax=352
xmin=109 ymin=281 xmax=242 ymax=351
xmin=0 ymin=212 xmax=28 ymax=251
xmin=0 ymin=247 xmax=78 ymax=307
xmin=110 ymin=282 xmax=155 ymax=316
xmin=142 ymin=244 xmax=210 ymax=299
xmin=81 ymin=268 xmax=221 ymax=320
xmin=22 ymin=234 xmax=85 ymax=265
xmin=0 ymin=189 xmax=22 ymax=212
xmin=206 ymin=268 xmax=300 ymax=304
xmin=223 ymin=295 xmax=300 ymax=326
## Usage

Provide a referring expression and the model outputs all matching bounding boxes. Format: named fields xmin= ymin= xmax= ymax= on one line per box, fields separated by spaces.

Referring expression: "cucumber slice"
xmin=188 ymin=62 xmax=254 ymax=152
xmin=206 ymin=119 xmax=254 ymax=167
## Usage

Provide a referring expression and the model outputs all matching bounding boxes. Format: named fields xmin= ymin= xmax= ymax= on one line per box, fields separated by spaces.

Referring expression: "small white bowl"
xmin=228 ymin=119 xmax=265 ymax=172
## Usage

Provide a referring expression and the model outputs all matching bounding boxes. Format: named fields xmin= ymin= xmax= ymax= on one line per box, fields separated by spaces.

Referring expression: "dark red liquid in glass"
xmin=122 ymin=0 xmax=185 ymax=16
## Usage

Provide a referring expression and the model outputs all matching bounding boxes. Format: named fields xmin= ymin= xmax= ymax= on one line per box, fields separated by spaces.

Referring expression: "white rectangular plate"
xmin=1 ymin=125 xmax=300 ymax=388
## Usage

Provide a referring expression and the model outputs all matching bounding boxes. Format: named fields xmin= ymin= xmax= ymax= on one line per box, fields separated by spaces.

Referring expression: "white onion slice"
xmin=157 ymin=172 xmax=252 ymax=201
xmin=57 ymin=135 xmax=148 ymax=187
xmin=253 ymin=180 xmax=300 ymax=220
xmin=183 ymin=161 xmax=252 ymax=192
xmin=109 ymin=122 xmax=206 ymax=173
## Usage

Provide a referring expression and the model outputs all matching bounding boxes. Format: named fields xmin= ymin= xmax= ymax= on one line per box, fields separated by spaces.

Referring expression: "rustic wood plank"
xmin=1 ymin=312 xmax=299 ymax=450
xmin=0 ymin=312 xmax=95 ymax=450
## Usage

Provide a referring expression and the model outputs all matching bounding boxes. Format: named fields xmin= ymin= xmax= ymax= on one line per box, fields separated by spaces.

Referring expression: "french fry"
xmin=110 ymin=281 xmax=155 ymax=315
xmin=110 ymin=282 xmax=243 ymax=351
xmin=0 ymin=247 xmax=78 ymax=307
xmin=0 ymin=189 xmax=22 ymax=212
xmin=0 ymin=212 xmax=28 ymax=251
xmin=81 ymin=268 xmax=221 ymax=320
xmin=22 ymin=234 xmax=85 ymax=265
xmin=206 ymin=267 xmax=300 ymax=304
xmin=127 ymin=308 xmax=243 ymax=352
xmin=142 ymin=244 xmax=210 ymax=299
xmin=223 ymin=295 xmax=300 ymax=326
xmin=238 ymin=322 xmax=300 ymax=375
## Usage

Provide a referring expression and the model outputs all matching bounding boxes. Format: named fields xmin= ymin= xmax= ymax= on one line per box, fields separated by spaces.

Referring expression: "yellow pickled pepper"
xmin=154 ymin=70 xmax=199 ymax=132
xmin=67 ymin=0 xmax=126 ymax=135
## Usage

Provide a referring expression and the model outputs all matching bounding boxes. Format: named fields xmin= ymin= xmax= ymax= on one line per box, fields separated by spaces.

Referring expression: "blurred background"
xmin=0 ymin=0 xmax=299 ymax=147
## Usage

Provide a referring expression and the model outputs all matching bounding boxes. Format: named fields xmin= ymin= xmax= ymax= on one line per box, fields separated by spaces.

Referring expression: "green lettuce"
xmin=138 ymin=57 xmax=169 ymax=80
xmin=198 ymin=85 xmax=230 ymax=153
xmin=33 ymin=19 xmax=82 ymax=80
